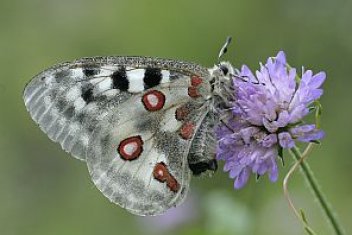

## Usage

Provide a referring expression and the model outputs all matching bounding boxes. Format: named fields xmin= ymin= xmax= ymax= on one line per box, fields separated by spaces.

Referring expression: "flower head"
xmin=216 ymin=51 xmax=325 ymax=189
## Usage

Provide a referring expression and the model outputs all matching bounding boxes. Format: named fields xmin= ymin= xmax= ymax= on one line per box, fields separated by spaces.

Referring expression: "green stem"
xmin=290 ymin=146 xmax=346 ymax=235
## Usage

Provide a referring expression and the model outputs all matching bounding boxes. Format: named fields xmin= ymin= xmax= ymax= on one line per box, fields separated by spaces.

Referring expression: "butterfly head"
xmin=208 ymin=61 xmax=235 ymax=101
xmin=210 ymin=61 xmax=234 ymax=79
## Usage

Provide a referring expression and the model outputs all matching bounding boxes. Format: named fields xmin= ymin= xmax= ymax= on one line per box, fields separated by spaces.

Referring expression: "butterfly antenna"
xmin=218 ymin=36 xmax=232 ymax=64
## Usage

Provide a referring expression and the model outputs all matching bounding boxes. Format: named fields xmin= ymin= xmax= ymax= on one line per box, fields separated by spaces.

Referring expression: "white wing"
xmin=23 ymin=56 xmax=212 ymax=215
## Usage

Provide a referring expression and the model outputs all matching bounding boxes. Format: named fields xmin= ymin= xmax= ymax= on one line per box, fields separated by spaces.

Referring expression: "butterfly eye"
xmin=220 ymin=64 xmax=229 ymax=76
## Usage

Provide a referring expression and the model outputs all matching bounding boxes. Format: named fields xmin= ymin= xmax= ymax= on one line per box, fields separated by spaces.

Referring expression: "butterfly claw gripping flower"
xmin=216 ymin=51 xmax=326 ymax=189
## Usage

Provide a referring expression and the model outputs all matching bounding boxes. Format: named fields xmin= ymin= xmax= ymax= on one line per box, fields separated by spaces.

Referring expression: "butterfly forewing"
xmin=23 ymin=56 xmax=213 ymax=215
xmin=23 ymin=56 xmax=209 ymax=160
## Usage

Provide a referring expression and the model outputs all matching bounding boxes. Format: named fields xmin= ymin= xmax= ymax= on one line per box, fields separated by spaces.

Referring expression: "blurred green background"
xmin=1 ymin=0 xmax=351 ymax=234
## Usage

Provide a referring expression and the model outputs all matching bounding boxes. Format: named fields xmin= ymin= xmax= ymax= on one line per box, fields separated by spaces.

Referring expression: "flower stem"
xmin=284 ymin=144 xmax=317 ymax=235
xmin=290 ymin=146 xmax=345 ymax=235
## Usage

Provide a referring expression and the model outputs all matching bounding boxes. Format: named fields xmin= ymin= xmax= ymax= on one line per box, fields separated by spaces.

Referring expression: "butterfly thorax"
xmin=207 ymin=61 xmax=235 ymax=110
xmin=186 ymin=62 xmax=234 ymax=177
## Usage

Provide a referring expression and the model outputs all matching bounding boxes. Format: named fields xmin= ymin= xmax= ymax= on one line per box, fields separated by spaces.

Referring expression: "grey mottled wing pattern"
xmin=23 ymin=61 xmax=103 ymax=160
xmin=23 ymin=56 xmax=208 ymax=161
xmin=23 ymin=56 xmax=212 ymax=215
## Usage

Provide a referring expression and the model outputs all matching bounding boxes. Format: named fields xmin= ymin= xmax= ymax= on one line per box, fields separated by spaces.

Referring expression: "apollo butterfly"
xmin=23 ymin=37 xmax=234 ymax=215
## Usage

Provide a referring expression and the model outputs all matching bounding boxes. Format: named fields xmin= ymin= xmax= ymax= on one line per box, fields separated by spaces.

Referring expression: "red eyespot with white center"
xmin=142 ymin=90 xmax=166 ymax=111
xmin=118 ymin=136 xmax=143 ymax=160
xmin=153 ymin=162 xmax=180 ymax=192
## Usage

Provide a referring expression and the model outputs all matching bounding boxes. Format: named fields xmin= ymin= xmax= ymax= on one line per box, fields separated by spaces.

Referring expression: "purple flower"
xmin=216 ymin=51 xmax=325 ymax=189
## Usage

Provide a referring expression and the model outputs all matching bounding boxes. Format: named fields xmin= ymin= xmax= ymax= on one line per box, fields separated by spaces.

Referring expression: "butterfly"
xmin=23 ymin=37 xmax=235 ymax=216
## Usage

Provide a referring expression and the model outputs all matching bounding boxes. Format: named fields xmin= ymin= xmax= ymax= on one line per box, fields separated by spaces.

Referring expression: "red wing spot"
xmin=167 ymin=178 xmax=180 ymax=192
xmin=188 ymin=87 xmax=200 ymax=98
xmin=180 ymin=122 xmax=195 ymax=140
xmin=191 ymin=75 xmax=203 ymax=86
xmin=142 ymin=90 xmax=166 ymax=111
xmin=118 ymin=136 xmax=143 ymax=160
xmin=153 ymin=162 xmax=180 ymax=193
xmin=175 ymin=106 xmax=190 ymax=121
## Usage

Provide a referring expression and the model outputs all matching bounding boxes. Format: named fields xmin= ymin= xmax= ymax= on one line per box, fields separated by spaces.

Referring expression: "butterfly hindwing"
xmin=86 ymin=75 xmax=212 ymax=215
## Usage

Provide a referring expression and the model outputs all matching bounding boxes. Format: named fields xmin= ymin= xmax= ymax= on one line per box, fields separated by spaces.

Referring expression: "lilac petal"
xmin=239 ymin=65 xmax=256 ymax=82
xmin=310 ymin=89 xmax=324 ymax=100
xmin=301 ymin=70 xmax=313 ymax=84
xmin=289 ymin=104 xmax=309 ymax=123
xmin=288 ymin=68 xmax=297 ymax=84
xmin=309 ymin=72 xmax=326 ymax=89
xmin=240 ymin=127 xmax=260 ymax=144
xmin=276 ymin=51 xmax=287 ymax=65
xmin=256 ymin=163 xmax=268 ymax=175
xmin=262 ymin=99 xmax=278 ymax=121
xmin=263 ymin=111 xmax=289 ymax=133
xmin=290 ymin=124 xmax=324 ymax=142
xmin=263 ymin=118 xmax=279 ymax=133
xmin=278 ymin=132 xmax=295 ymax=148
xmin=223 ymin=161 xmax=235 ymax=172
xmin=229 ymin=165 xmax=244 ymax=178
xmin=250 ymin=150 xmax=263 ymax=173
xmin=277 ymin=110 xmax=290 ymax=127
xmin=297 ymin=130 xmax=325 ymax=142
xmin=269 ymin=158 xmax=279 ymax=182
xmin=234 ymin=168 xmax=250 ymax=189
xmin=261 ymin=134 xmax=278 ymax=147
xmin=290 ymin=124 xmax=316 ymax=135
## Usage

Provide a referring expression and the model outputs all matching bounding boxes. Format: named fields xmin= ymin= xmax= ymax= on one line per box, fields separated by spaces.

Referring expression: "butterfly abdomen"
xmin=187 ymin=112 xmax=218 ymax=176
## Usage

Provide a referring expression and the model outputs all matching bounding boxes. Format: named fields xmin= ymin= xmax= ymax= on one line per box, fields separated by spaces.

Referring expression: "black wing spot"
xmin=83 ymin=68 xmax=100 ymax=77
xmin=144 ymin=67 xmax=162 ymax=89
xmin=81 ymin=84 xmax=94 ymax=103
xmin=112 ymin=66 xmax=129 ymax=91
